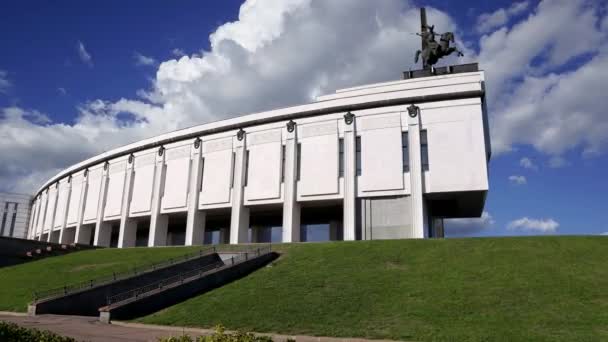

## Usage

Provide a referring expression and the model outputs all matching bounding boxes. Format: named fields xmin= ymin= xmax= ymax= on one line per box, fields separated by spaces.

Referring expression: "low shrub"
xmin=0 ymin=321 xmax=77 ymax=342
xmin=159 ymin=325 xmax=278 ymax=342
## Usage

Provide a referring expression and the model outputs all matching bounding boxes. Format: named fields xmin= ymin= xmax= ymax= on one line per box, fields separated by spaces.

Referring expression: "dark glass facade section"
xmin=421 ymin=130 xmax=429 ymax=171
xmin=355 ymin=137 xmax=362 ymax=176
xmin=402 ymin=132 xmax=409 ymax=172
xmin=338 ymin=138 xmax=344 ymax=177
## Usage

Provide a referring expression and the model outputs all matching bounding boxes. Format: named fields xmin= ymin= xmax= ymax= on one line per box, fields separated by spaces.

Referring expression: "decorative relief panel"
xmin=299 ymin=121 xmax=338 ymax=139
xmin=109 ymin=161 xmax=126 ymax=174
xmin=134 ymin=153 xmax=156 ymax=168
xmin=165 ymin=146 xmax=191 ymax=161
xmin=203 ymin=138 xmax=233 ymax=154
xmin=358 ymin=114 xmax=402 ymax=131
xmin=247 ymin=129 xmax=282 ymax=146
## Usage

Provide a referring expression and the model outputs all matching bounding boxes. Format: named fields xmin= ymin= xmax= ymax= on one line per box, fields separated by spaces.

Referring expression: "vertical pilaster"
xmin=230 ymin=134 xmax=249 ymax=244
xmin=74 ymin=172 xmax=89 ymax=244
xmin=148 ymin=148 xmax=168 ymax=246
xmin=58 ymin=181 xmax=72 ymax=244
xmin=118 ymin=158 xmax=136 ymax=248
xmin=185 ymin=140 xmax=205 ymax=245
xmin=47 ymin=187 xmax=59 ymax=243
xmin=282 ymin=124 xmax=301 ymax=243
xmin=343 ymin=114 xmax=357 ymax=241
xmin=94 ymin=166 xmax=111 ymax=246
xmin=407 ymin=105 xmax=426 ymax=238
xmin=27 ymin=198 xmax=37 ymax=240
xmin=30 ymin=198 xmax=40 ymax=240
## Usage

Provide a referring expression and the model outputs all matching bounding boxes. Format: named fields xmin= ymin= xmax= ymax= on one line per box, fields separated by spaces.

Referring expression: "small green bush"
xmin=159 ymin=325 xmax=275 ymax=342
xmin=0 ymin=321 xmax=77 ymax=342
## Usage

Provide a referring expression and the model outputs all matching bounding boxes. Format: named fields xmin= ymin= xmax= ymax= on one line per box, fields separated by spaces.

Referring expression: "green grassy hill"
xmin=139 ymin=237 xmax=607 ymax=342
xmin=1 ymin=237 xmax=606 ymax=341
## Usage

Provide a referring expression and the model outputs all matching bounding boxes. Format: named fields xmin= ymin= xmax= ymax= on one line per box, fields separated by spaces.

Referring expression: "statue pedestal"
xmin=403 ymin=63 xmax=478 ymax=80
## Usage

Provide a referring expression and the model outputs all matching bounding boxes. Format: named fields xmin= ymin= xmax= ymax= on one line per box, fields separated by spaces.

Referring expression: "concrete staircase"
xmin=0 ymin=236 xmax=96 ymax=268
xmin=99 ymin=246 xmax=276 ymax=322
xmin=28 ymin=246 xmax=277 ymax=323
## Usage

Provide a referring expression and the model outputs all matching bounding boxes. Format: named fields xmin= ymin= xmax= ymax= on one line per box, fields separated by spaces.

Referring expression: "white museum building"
xmin=26 ymin=65 xmax=490 ymax=247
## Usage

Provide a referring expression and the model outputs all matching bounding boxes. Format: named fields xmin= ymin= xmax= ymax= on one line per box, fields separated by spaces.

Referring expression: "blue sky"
xmin=1 ymin=0 xmax=607 ymax=237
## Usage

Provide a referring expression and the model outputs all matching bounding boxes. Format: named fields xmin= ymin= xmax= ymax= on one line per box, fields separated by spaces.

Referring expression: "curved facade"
xmin=27 ymin=69 xmax=490 ymax=246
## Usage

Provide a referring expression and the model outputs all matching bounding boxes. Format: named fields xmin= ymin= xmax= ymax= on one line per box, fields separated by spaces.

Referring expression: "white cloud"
xmin=3 ymin=0 xmax=466 ymax=193
xmin=508 ymin=175 xmax=527 ymax=185
xmin=77 ymin=41 xmax=93 ymax=67
xmin=0 ymin=70 xmax=12 ymax=94
xmin=57 ymin=87 xmax=67 ymax=95
xmin=519 ymin=157 xmax=538 ymax=170
xmin=171 ymin=48 xmax=186 ymax=57
xmin=600 ymin=232 xmax=608 ymax=236
xmin=476 ymin=1 xmax=529 ymax=34
xmin=444 ymin=211 xmax=495 ymax=236
xmin=507 ymin=217 xmax=559 ymax=233
xmin=481 ymin=0 xmax=608 ymax=156
xmin=2 ymin=0 xmax=608 ymax=195
xmin=548 ymin=156 xmax=568 ymax=168
xmin=134 ymin=52 xmax=157 ymax=67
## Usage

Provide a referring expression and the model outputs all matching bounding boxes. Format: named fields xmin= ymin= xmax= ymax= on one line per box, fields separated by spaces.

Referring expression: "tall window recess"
xmin=0 ymin=212 xmax=7 ymax=236
xmin=296 ymin=143 xmax=302 ymax=181
xmin=421 ymin=130 xmax=429 ymax=171
xmin=338 ymin=138 xmax=344 ymax=177
xmin=355 ymin=136 xmax=362 ymax=176
xmin=9 ymin=212 xmax=17 ymax=237
xmin=244 ymin=150 xmax=250 ymax=186
xmin=200 ymin=158 xmax=205 ymax=191
xmin=281 ymin=145 xmax=286 ymax=182
xmin=230 ymin=152 xmax=236 ymax=188
xmin=402 ymin=132 xmax=409 ymax=172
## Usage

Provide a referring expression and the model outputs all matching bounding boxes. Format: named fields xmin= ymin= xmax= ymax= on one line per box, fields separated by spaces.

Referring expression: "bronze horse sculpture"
xmin=415 ymin=25 xmax=464 ymax=68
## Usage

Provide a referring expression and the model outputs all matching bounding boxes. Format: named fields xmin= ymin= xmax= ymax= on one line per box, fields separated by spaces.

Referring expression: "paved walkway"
xmin=0 ymin=313 xmax=402 ymax=342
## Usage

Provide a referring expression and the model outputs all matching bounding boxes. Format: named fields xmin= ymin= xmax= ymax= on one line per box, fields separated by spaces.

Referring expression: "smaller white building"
xmin=0 ymin=192 xmax=33 ymax=239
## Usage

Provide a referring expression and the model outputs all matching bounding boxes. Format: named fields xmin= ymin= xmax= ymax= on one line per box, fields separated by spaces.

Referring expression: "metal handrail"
xmin=105 ymin=245 xmax=271 ymax=307
xmin=32 ymin=246 xmax=217 ymax=302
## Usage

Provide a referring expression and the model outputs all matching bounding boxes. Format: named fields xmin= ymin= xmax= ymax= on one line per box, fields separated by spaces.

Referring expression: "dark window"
xmin=402 ymin=132 xmax=409 ymax=172
xmin=356 ymin=136 xmax=362 ymax=176
xmin=296 ymin=143 xmax=302 ymax=181
xmin=231 ymin=152 xmax=236 ymax=188
xmin=421 ymin=130 xmax=429 ymax=171
xmin=281 ymin=145 xmax=286 ymax=182
xmin=14 ymin=203 xmax=18 ymax=211
xmin=9 ymin=212 xmax=16 ymax=237
xmin=338 ymin=138 xmax=344 ymax=177
xmin=0 ymin=212 xmax=6 ymax=236
xmin=244 ymin=150 xmax=250 ymax=186
xmin=200 ymin=158 xmax=205 ymax=191
xmin=4 ymin=202 xmax=8 ymax=210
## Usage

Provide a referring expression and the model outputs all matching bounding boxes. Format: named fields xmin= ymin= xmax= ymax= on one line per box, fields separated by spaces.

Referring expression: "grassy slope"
xmin=0 ymin=246 xmax=201 ymax=312
xmin=137 ymin=237 xmax=608 ymax=342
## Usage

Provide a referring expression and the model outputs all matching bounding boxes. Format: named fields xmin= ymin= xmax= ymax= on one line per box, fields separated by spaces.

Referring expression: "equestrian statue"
xmin=414 ymin=8 xmax=464 ymax=69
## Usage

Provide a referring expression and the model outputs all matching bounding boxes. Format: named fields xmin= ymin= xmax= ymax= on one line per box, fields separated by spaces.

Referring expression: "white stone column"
xmin=343 ymin=115 xmax=357 ymax=241
xmin=148 ymin=148 xmax=168 ymax=246
xmin=407 ymin=105 xmax=426 ymax=238
xmin=93 ymin=166 xmax=111 ymax=247
xmin=74 ymin=172 xmax=90 ymax=244
xmin=185 ymin=140 xmax=206 ymax=245
xmin=118 ymin=157 xmax=136 ymax=248
xmin=230 ymin=134 xmax=249 ymax=244
xmin=30 ymin=198 xmax=40 ymax=240
xmin=58 ymin=180 xmax=72 ymax=244
xmin=282 ymin=124 xmax=301 ymax=243
xmin=27 ymin=198 xmax=38 ymax=240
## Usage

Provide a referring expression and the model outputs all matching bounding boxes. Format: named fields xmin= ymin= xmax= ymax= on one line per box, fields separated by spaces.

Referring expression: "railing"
xmin=32 ymin=246 xmax=217 ymax=302
xmin=105 ymin=245 xmax=272 ymax=307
